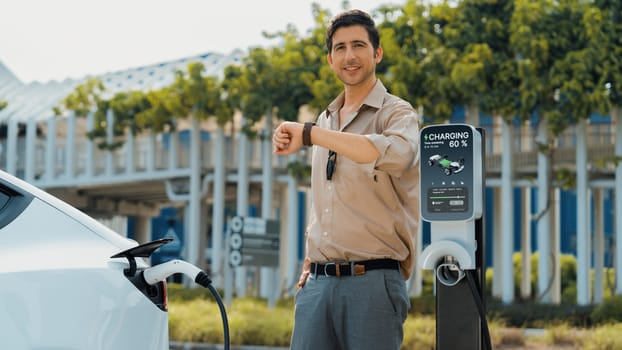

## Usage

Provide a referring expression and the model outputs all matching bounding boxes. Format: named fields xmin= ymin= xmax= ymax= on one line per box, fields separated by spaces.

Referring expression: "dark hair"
xmin=325 ymin=9 xmax=380 ymax=53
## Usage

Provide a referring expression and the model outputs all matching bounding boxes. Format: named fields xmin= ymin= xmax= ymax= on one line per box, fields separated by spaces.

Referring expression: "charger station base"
xmin=436 ymin=270 xmax=483 ymax=350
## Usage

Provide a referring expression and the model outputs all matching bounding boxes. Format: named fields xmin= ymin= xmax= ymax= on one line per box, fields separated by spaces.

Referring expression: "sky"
xmin=0 ymin=0 xmax=406 ymax=84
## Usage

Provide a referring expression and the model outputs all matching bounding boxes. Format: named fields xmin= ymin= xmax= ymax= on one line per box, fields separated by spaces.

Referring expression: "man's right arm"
xmin=297 ymin=256 xmax=311 ymax=289
xmin=273 ymin=121 xmax=380 ymax=164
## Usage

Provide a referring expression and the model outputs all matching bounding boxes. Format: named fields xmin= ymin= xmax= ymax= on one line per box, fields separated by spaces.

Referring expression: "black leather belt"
xmin=310 ymin=259 xmax=399 ymax=277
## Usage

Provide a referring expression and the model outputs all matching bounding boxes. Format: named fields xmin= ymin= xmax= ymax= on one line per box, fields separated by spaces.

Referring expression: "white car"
xmin=0 ymin=170 xmax=170 ymax=350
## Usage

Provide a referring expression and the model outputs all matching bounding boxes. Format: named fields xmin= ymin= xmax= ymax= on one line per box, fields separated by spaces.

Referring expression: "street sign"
xmin=239 ymin=233 xmax=280 ymax=267
xmin=228 ymin=216 xmax=280 ymax=267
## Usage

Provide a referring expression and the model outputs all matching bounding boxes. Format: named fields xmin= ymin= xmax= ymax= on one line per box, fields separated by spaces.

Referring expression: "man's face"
xmin=327 ymin=25 xmax=382 ymax=88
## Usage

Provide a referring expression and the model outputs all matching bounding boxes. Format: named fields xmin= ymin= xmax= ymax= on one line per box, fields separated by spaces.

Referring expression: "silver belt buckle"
xmin=323 ymin=262 xmax=336 ymax=277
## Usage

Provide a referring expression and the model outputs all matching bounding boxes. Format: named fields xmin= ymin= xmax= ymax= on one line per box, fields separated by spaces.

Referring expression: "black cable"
xmin=465 ymin=270 xmax=492 ymax=350
xmin=196 ymin=272 xmax=230 ymax=350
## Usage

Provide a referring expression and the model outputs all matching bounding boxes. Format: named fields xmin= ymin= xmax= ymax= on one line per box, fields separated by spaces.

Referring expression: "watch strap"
xmin=303 ymin=122 xmax=315 ymax=147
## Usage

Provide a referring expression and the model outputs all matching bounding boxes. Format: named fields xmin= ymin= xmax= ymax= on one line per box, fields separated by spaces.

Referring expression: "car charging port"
xmin=110 ymin=238 xmax=174 ymax=312
xmin=127 ymin=272 xmax=168 ymax=311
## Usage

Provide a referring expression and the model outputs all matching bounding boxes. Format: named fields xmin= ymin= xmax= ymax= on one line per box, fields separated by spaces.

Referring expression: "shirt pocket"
xmin=371 ymin=170 xmax=400 ymax=211
xmin=338 ymin=159 xmax=400 ymax=212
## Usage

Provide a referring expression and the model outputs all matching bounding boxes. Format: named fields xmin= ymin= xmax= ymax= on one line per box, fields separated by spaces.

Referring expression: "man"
xmin=272 ymin=9 xmax=420 ymax=350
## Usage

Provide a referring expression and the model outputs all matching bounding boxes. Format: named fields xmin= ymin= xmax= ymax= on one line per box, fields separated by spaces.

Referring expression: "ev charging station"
xmin=418 ymin=124 xmax=491 ymax=350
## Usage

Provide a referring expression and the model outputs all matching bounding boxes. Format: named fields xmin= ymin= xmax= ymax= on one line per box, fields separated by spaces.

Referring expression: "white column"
xmin=465 ymin=100 xmax=480 ymax=126
xmin=85 ymin=111 xmax=95 ymax=177
xmin=168 ymin=129 xmax=178 ymax=170
xmin=235 ymin=117 xmax=249 ymax=298
xmin=551 ymin=188 xmax=561 ymax=304
xmin=501 ymin=119 xmax=514 ymax=304
xmin=521 ymin=188 xmax=532 ymax=299
xmin=593 ymin=189 xmax=604 ymax=303
xmin=134 ymin=215 xmax=152 ymax=244
xmin=105 ymin=109 xmax=114 ymax=176
xmin=235 ymin=123 xmax=249 ymax=195
xmin=260 ymin=114 xmax=278 ymax=304
xmin=65 ymin=113 xmax=76 ymax=178
xmin=536 ymin=121 xmax=552 ymax=302
xmin=211 ymin=126 xmax=226 ymax=288
xmin=576 ymin=120 xmax=590 ymax=305
xmin=492 ymin=188 xmax=502 ymax=298
xmin=25 ymin=119 xmax=37 ymax=182
xmin=125 ymin=128 xmax=135 ymax=174
xmin=187 ymin=117 xmax=203 ymax=272
xmin=45 ymin=116 xmax=56 ymax=182
xmin=6 ymin=118 xmax=18 ymax=175
xmin=146 ymin=131 xmax=156 ymax=173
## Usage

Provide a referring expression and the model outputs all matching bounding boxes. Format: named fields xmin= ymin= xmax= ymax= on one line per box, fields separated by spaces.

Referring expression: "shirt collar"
xmin=324 ymin=79 xmax=387 ymax=119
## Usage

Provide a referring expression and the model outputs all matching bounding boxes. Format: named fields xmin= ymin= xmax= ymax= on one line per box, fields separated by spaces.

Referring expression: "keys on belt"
xmin=310 ymin=259 xmax=399 ymax=277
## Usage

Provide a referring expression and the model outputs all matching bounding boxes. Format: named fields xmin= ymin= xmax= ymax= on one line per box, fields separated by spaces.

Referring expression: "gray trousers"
xmin=290 ymin=269 xmax=410 ymax=350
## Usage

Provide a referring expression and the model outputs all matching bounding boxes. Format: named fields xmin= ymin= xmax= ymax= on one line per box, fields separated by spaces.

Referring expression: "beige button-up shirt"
xmin=306 ymin=80 xmax=420 ymax=280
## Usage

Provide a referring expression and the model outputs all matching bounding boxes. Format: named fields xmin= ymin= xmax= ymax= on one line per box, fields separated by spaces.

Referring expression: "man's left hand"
xmin=273 ymin=121 xmax=303 ymax=155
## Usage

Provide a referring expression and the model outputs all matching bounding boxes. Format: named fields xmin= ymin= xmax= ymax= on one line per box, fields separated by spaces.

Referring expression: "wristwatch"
xmin=303 ymin=122 xmax=315 ymax=147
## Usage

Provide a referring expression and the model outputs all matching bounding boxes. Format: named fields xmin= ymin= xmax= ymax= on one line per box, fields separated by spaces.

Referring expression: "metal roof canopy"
xmin=0 ymin=50 xmax=243 ymax=124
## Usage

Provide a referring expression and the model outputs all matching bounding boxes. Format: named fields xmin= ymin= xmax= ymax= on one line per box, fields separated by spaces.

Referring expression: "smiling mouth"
xmin=344 ymin=66 xmax=360 ymax=71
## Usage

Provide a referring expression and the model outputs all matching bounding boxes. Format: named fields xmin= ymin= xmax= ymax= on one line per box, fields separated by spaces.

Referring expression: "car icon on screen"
xmin=428 ymin=154 xmax=465 ymax=175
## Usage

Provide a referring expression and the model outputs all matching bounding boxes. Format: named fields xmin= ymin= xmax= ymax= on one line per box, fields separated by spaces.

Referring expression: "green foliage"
xmin=169 ymin=297 xmax=293 ymax=346
xmin=487 ymin=299 xmax=594 ymax=328
xmin=591 ymin=295 xmax=622 ymax=325
xmin=286 ymin=160 xmax=311 ymax=180
xmin=496 ymin=251 xmax=579 ymax=303
xmin=135 ymin=89 xmax=177 ymax=132
xmin=401 ymin=315 xmax=436 ymax=350
xmin=235 ymin=42 xmax=315 ymax=129
xmin=0 ymin=100 xmax=7 ymax=111
xmin=167 ymin=282 xmax=220 ymax=302
xmin=583 ymin=323 xmax=622 ymax=350
xmin=57 ymin=78 xmax=105 ymax=117
xmin=544 ymin=323 xmax=586 ymax=347
xmin=409 ymin=293 xmax=436 ymax=315
xmin=53 ymin=0 xmax=622 ymax=157
xmin=553 ymin=167 xmax=577 ymax=190
xmin=167 ymin=284 xmax=622 ymax=348
xmin=165 ymin=62 xmax=228 ymax=123
xmin=59 ymin=62 xmax=229 ymax=148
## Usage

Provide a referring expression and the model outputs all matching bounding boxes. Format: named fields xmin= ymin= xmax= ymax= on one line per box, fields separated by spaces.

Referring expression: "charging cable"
xmin=435 ymin=259 xmax=492 ymax=350
xmin=465 ymin=269 xmax=492 ymax=350
xmin=142 ymin=260 xmax=230 ymax=350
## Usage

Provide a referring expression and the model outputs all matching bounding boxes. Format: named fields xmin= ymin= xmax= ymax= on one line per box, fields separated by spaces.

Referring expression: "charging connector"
xmin=435 ymin=256 xmax=466 ymax=287
xmin=143 ymin=260 xmax=202 ymax=284
xmin=141 ymin=260 xmax=229 ymax=350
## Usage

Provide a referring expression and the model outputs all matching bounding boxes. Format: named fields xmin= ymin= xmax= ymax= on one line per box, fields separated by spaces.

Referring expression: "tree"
xmin=56 ymin=78 xmax=106 ymax=117
xmin=380 ymin=0 xmax=456 ymax=122
xmin=232 ymin=39 xmax=315 ymax=133
xmin=163 ymin=62 xmax=228 ymax=123
xmin=90 ymin=90 xmax=151 ymax=149
xmin=442 ymin=0 xmax=517 ymax=123
xmin=546 ymin=1 xmax=603 ymax=135
xmin=56 ymin=78 xmax=112 ymax=149
xmin=595 ymin=0 xmax=622 ymax=109
xmin=590 ymin=0 xmax=622 ymax=143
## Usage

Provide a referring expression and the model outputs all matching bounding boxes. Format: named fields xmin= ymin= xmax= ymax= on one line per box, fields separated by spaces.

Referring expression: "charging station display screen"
xmin=427 ymin=187 xmax=468 ymax=213
xmin=420 ymin=124 xmax=482 ymax=221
